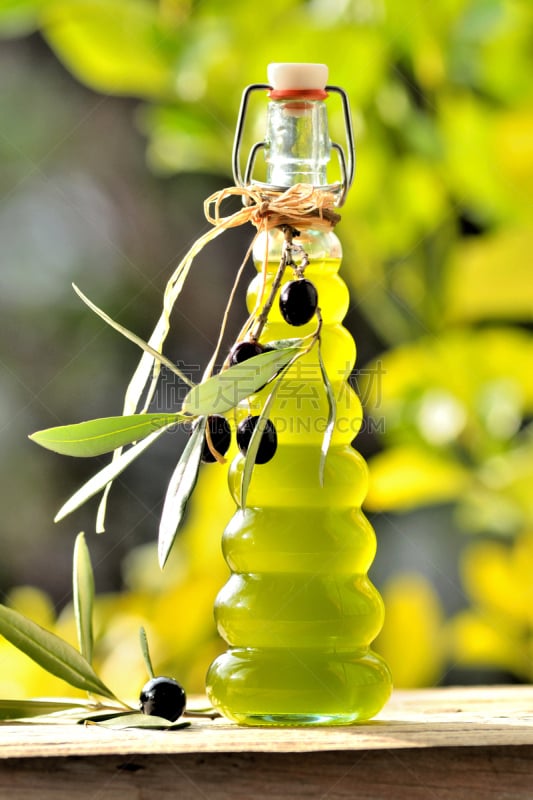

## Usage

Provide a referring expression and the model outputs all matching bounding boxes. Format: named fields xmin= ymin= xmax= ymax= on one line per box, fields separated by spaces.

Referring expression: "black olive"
xmin=201 ymin=415 xmax=231 ymax=463
xmin=230 ymin=340 xmax=277 ymax=394
xmin=229 ymin=340 xmax=264 ymax=366
xmin=139 ymin=676 xmax=186 ymax=722
xmin=236 ymin=415 xmax=277 ymax=464
xmin=279 ymin=278 xmax=318 ymax=326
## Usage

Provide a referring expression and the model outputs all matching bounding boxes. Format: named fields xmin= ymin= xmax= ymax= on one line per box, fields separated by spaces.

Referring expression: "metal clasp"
xmin=231 ymin=83 xmax=356 ymax=206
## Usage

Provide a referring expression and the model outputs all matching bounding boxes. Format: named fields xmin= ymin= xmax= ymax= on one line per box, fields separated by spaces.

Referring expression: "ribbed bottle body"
xmin=206 ymin=229 xmax=392 ymax=725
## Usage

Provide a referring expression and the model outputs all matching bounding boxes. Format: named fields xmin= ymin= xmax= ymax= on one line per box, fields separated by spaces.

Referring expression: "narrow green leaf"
xmin=0 ymin=699 xmax=84 ymax=721
xmin=91 ymin=221 xmax=229 ymax=531
xmin=317 ymin=341 xmax=337 ymax=488
xmin=239 ymin=347 xmax=308 ymax=508
xmin=264 ymin=337 xmax=305 ymax=350
xmin=139 ymin=626 xmax=155 ymax=680
xmin=96 ymin=481 xmax=112 ymax=534
xmin=72 ymin=284 xmax=194 ymax=388
xmin=119 ymin=224 xmax=223 ymax=419
xmin=0 ymin=604 xmax=117 ymax=701
xmin=184 ymin=708 xmax=221 ymax=719
xmin=239 ymin=384 xmax=281 ymax=510
xmin=182 ymin=347 xmax=301 ymax=416
xmin=86 ymin=712 xmax=190 ymax=730
xmin=77 ymin=710 xmax=132 ymax=724
xmin=73 ymin=533 xmax=94 ymax=665
xmin=30 ymin=413 xmax=184 ymax=457
xmin=55 ymin=426 xmax=170 ymax=523
xmin=158 ymin=417 xmax=207 ymax=568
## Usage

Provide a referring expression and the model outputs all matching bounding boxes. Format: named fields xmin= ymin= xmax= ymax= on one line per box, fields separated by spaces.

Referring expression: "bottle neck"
xmin=264 ymin=98 xmax=330 ymax=188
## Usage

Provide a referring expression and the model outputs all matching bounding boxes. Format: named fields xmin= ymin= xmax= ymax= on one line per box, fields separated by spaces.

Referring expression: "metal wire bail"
xmin=232 ymin=82 xmax=356 ymax=207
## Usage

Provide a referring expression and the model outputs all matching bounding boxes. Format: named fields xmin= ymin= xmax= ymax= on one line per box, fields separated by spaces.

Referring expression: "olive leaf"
xmin=30 ymin=413 xmax=185 ymax=458
xmin=239 ymin=346 xmax=310 ymax=508
xmin=139 ymin=626 xmax=155 ymax=680
xmin=317 ymin=340 xmax=336 ymax=488
xmin=73 ymin=284 xmax=194 ymax=388
xmin=239 ymin=384 xmax=280 ymax=510
xmin=0 ymin=699 xmax=85 ymax=721
xmin=73 ymin=532 xmax=94 ymax=665
xmin=84 ymin=712 xmax=191 ymax=730
xmin=97 ymin=242 xmax=204 ymax=533
xmin=0 ymin=604 xmax=118 ymax=701
xmin=264 ymin=337 xmax=305 ymax=350
xmin=184 ymin=708 xmax=221 ymax=719
xmin=181 ymin=346 xmax=301 ymax=416
xmin=55 ymin=426 xmax=170 ymax=523
xmin=94 ymin=230 xmax=213 ymax=535
xmin=121 ymin=221 xmax=228 ymax=419
xmin=158 ymin=417 xmax=207 ymax=568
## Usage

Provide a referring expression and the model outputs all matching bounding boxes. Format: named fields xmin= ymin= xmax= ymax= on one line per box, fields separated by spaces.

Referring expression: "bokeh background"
xmin=0 ymin=0 xmax=531 ymax=700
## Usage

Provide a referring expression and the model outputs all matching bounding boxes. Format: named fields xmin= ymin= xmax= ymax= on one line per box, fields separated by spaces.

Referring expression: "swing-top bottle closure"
xmin=232 ymin=62 xmax=355 ymax=207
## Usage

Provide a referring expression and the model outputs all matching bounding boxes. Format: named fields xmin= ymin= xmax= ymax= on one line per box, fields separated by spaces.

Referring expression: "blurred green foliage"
xmin=0 ymin=0 xmax=532 ymax=694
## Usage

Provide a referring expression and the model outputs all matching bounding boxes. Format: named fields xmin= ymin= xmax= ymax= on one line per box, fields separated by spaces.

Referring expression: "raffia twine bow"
xmin=205 ymin=183 xmax=341 ymax=232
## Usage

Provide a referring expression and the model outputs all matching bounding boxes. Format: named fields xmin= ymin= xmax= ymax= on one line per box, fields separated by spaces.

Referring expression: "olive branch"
xmin=0 ymin=533 xmax=218 ymax=728
xmin=30 ymin=193 xmax=337 ymax=568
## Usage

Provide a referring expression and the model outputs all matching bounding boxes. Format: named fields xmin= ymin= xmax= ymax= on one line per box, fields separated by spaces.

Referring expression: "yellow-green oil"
xmin=206 ymin=234 xmax=392 ymax=725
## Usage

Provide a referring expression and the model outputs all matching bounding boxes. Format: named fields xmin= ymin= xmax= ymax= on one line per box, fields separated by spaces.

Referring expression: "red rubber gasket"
xmin=268 ymin=88 xmax=329 ymax=100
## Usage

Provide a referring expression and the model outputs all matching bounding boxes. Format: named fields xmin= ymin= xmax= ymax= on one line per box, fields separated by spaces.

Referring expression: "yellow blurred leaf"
xmin=5 ymin=586 xmax=56 ymax=629
xmin=42 ymin=0 xmax=179 ymax=98
xmin=375 ymin=573 xmax=444 ymax=688
xmin=446 ymin=609 xmax=529 ymax=679
xmin=461 ymin=534 xmax=533 ymax=624
xmin=495 ymin=110 xmax=533 ymax=192
xmin=365 ymin=445 xmax=469 ymax=512
xmin=96 ymin=611 xmax=154 ymax=700
xmin=439 ymin=93 xmax=513 ymax=218
xmin=446 ymin=228 xmax=533 ymax=324
xmin=361 ymin=330 xmax=533 ymax=441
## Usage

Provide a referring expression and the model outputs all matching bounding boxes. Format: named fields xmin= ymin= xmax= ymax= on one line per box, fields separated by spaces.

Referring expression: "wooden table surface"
xmin=0 ymin=686 xmax=532 ymax=799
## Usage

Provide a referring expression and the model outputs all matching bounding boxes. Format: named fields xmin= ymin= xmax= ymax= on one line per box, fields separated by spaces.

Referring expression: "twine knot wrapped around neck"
xmin=205 ymin=183 xmax=341 ymax=233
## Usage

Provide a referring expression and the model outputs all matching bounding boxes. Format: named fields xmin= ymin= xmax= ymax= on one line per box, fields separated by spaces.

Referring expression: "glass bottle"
xmin=206 ymin=63 xmax=392 ymax=725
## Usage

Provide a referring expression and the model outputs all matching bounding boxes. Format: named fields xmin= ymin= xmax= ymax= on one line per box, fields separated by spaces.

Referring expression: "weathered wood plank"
xmin=1 ymin=747 xmax=533 ymax=800
xmin=0 ymin=687 xmax=531 ymax=799
xmin=0 ymin=686 xmax=531 ymax=759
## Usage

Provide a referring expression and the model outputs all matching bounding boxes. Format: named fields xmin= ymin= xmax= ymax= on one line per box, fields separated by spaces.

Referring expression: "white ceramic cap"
xmin=267 ymin=62 xmax=328 ymax=91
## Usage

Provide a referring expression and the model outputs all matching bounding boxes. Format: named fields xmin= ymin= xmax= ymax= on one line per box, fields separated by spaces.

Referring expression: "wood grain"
xmin=0 ymin=687 xmax=531 ymax=799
